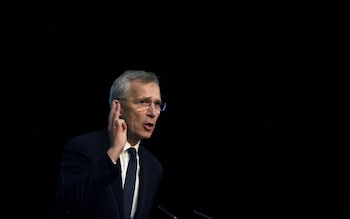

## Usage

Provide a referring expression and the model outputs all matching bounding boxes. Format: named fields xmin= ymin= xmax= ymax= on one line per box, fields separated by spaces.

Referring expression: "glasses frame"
xmin=117 ymin=98 xmax=166 ymax=113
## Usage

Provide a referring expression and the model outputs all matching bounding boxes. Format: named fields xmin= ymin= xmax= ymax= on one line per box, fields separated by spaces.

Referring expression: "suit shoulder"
xmin=64 ymin=128 xmax=108 ymax=151
xmin=139 ymin=146 xmax=163 ymax=170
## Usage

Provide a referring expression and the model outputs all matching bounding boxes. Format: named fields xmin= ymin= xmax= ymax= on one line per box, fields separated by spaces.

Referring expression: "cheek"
xmin=125 ymin=112 xmax=143 ymax=126
xmin=120 ymin=107 xmax=133 ymax=120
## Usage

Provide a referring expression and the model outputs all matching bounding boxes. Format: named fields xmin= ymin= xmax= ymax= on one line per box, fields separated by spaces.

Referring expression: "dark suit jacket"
xmin=54 ymin=128 xmax=163 ymax=219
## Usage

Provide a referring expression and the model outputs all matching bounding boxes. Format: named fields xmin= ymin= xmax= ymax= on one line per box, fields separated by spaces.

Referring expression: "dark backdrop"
xmin=13 ymin=1 xmax=349 ymax=218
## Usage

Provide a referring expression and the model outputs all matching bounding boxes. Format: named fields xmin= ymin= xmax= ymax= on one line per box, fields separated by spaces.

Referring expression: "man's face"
xmin=120 ymin=80 xmax=162 ymax=145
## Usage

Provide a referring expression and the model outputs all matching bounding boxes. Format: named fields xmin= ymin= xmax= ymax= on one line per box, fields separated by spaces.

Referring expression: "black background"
xmin=13 ymin=0 xmax=349 ymax=218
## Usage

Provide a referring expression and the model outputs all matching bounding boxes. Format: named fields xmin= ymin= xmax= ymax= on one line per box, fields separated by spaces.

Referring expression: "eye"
xmin=154 ymin=101 xmax=161 ymax=107
xmin=137 ymin=99 xmax=151 ymax=106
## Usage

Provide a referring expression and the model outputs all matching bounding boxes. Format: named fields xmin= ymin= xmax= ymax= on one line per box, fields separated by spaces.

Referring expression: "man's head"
xmin=109 ymin=70 xmax=165 ymax=145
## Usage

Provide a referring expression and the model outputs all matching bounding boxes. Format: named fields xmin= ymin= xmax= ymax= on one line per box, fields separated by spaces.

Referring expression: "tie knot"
xmin=127 ymin=148 xmax=136 ymax=159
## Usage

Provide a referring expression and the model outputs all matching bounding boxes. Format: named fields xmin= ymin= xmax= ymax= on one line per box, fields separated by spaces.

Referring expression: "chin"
xmin=141 ymin=133 xmax=152 ymax=139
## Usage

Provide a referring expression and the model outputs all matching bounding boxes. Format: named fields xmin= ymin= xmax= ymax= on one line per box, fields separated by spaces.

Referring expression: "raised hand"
xmin=107 ymin=100 xmax=127 ymax=163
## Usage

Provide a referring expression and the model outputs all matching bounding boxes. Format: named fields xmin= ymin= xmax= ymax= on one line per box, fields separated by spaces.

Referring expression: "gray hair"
xmin=109 ymin=70 xmax=160 ymax=106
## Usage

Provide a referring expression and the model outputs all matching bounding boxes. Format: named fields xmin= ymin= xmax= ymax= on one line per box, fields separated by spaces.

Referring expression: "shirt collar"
xmin=123 ymin=141 xmax=140 ymax=153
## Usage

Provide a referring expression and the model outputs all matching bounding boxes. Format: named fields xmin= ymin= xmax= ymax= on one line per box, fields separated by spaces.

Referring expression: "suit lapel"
xmin=134 ymin=148 xmax=146 ymax=219
xmin=111 ymin=159 xmax=124 ymax=218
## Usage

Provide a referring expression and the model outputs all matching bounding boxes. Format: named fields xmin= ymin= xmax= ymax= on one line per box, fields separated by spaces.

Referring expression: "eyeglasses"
xmin=117 ymin=98 xmax=166 ymax=113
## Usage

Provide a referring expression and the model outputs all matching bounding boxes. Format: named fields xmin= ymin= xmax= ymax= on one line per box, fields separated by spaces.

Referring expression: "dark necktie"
xmin=124 ymin=147 xmax=137 ymax=219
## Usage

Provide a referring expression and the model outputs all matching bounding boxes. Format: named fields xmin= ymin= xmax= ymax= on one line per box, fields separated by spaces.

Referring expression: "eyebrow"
xmin=138 ymin=96 xmax=162 ymax=101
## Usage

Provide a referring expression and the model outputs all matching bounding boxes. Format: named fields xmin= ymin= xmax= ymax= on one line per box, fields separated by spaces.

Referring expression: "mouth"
xmin=143 ymin=123 xmax=154 ymax=131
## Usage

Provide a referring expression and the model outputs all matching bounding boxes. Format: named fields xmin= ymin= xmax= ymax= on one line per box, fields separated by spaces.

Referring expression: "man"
xmin=55 ymin=70 xmax=165 ymax=219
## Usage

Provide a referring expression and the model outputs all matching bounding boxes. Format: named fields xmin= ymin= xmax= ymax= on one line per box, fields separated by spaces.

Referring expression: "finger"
xmin=121 ymin=119 xmax=127 ymax=131
xmin=114 ymin=100 xmax=121 ymax=119
xmin=108 ymin=100 xmax=117 ymax=124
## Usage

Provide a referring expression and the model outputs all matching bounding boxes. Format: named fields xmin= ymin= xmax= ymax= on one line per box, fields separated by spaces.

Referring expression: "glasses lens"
xmin=160 ymin=102 xmax=166 ymax=111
